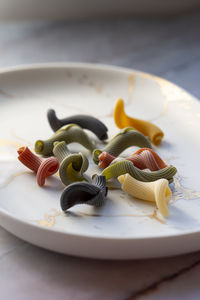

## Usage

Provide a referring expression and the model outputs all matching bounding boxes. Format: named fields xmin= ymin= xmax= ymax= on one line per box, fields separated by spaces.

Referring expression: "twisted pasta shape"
xmin=35 ymin=124 xmax=95 ymax=156
xmin=118 ymin=173 xmax=171 ymax=217
xmin=53 ymin=141 xmax=89 ymax=185
xmin=93 ymin=127 xmax=152 ymax=164
xmin=47 ymin=109 xmax=108 ymax=140
xmin=102 ymin=159 xmax=177 ymax=183
xmin=60 ymin=175 xmax=108 ymax=211
xmin=17 ymin=146 xmax=59 ymax=186
xmin=114 ymin=98 xmax=164 ymax=145
xmin=99 ymin=148 xmax=167 ymax=170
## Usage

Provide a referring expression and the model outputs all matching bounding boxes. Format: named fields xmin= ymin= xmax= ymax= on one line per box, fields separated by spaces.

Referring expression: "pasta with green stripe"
xmin=53 ymin=141 xmax=89 ymax=186
xmin=93 ymin=127 xmax=152 ymax=164
xmin=102 ymin=159 xmax=177 ymax=183
xmin=35 ymin=124 xmax=95 ymax=156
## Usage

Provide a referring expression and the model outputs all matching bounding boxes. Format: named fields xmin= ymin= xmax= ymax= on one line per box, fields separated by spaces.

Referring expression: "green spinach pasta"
xmin=35 ymin=124 xmax=95 ymax=156
xmin=53 ymin=141 xmax=89 ymax=185
xmin=93 ymin=127 xmax=152 ymax=164
xmin=102 ymin=159 xmax=177 ymax=183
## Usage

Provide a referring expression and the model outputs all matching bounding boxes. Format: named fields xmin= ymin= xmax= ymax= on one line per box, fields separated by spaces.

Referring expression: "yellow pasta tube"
xmin=114 ymin=98 xmax=164 ymax=145
xmin=118 ymin=173 xmax=171 ymax=217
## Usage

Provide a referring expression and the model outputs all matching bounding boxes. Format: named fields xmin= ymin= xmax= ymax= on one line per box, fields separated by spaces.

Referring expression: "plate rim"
xmin=0 ymin=61 xmax=198 ymax=101
xmin=0 ymin=62 xmax=200 ymax=243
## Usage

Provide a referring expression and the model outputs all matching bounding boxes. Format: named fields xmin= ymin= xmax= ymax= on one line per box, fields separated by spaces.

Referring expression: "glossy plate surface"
xmin=1 ymin=63 xmax=200 ymax=259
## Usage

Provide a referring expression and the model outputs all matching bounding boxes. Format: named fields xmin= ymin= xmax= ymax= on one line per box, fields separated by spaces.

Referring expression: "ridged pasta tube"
xmin=98 ymin=148 xmax=167 ymax=170
xmin=114 ymin=98 xmax=164 ymax=145
xmin=118 ymin=173 xmax=171 ymax=217
xmin=35 ymin=124 xmax=95 ymax=156
xmin=102 ymin=159 xmax=177 ymax=183
xmin=47 ymin=109 xmax=108 ymax=140
xmin=17 ymin=146 xmax=59 ymax=186
xmin=60 ymin=175 xmax=108 ymax=211
xmin=93 ymin=127 xmax=152 ymax=164
xmin=53 ymin=141 xmax=89 ymax=185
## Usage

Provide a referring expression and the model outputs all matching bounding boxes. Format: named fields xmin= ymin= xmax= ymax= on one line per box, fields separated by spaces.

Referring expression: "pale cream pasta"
xmin=118 ymin=173 xmax=172 ymax=217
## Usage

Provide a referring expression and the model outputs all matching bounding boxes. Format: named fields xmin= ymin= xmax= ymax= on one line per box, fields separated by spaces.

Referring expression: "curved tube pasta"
xmin=98 ymin=148 xmax=167 ymax=170
xmin=60 ymin=175 xmax=108 ymax=211
xmin=102 ymin=159 xmax=177 ymax=183
xmin=93 ymin=127 xmax=152 ymax=164
xmin=17 ymin=146 xmax=59 ymax=186
xmin=118 ymin=173 xmax=171 ymax=217
xmin=35 ymin=124 xmax=95 ymax=156
xmin=47 ymin=109 xmax=108 ymax=140
xmin=53 ymin=141 xmax=89 ymax=185
xmin=128 ymin=148 xmax=167 ymax=169
xmin=114 ymin=98 xmax=164 ymax=145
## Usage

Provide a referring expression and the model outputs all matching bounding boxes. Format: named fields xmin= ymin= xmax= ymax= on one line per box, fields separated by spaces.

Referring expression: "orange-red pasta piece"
xmin=98 ymin=148 xmax=167 ymax=171
xmin=17 ymin=147 xmax=59 ymax=186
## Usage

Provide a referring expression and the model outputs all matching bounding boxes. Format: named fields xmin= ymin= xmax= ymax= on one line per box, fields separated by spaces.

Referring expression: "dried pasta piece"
xmin=60 ymin=175 xmax=108 ymax=211
xmin=53 ymin=141 xmax=89 ymax=185
xmin=99 ymin=148 xmax=167 ymax=170
xmin=35 ymin=124 xmax=95 ymax=156
xmin=98 ymin=152 xmax=116 ymax=169
xmin=128 ymin=148 xmax=167 ymax=169
xmin=114 ymin=98 xmax=164 ymax=145
xmin=102 ymin=159 xmax=177 ymax=183
xmin=17 ymin=146 xmax=59 ymax=186
xmin=93 ymin=127 xmax=152 ymax=164
xmin=47 ymin=109 xmax=108 ymax=140
xmin=118 ymin=173 xmax=171 ymax=217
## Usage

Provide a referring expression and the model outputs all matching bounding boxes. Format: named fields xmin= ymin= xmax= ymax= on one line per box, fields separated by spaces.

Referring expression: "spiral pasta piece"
xmin=35 ymin=124 xmax=95 ymax=156
xmin=17 ymin=146 xmax=59 ymax=186
xmin=114 ymin=98 xmax=164 ymax=145
xmin=93 ymin=127 xmax=152 ymax=164
xmin=60 ymin=175 xmax=108 ymax=211
xmin=98 ymin=148 xmax=167 ymax=170
xmin=102 ymin=159 xmax=177 ymax=183
xmin=118 ymin=173 xmax=171 ymax=217
xmin=53 ymin=141 xmax=89 ymax=186
xmin=47 ymin=109 xmax=108 ymax=140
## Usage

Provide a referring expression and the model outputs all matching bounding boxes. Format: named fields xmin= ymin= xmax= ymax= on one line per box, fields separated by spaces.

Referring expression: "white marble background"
xmin=1 ymin=12 xmax=200 ymax=299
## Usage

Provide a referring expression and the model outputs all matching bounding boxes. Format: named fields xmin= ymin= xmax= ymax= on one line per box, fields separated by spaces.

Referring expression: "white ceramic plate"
xmin=1 ymin=63 xmax=200 ymax=260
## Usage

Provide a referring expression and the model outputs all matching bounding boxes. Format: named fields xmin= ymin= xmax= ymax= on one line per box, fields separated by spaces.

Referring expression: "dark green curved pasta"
xmin=60 ymin=175 xmax=108 ymax=211
xmin=93 ymin=127 xmax=152 ymax=164
xmin=47 ymin=109 xmax=108 ymax=140
xmin=35 ymin=124 xmax=95 ymax=156
xmin=53 ymin=141 xmax=89 ymax=185
xmin=102 ymin=159 xmax=177 ymax=183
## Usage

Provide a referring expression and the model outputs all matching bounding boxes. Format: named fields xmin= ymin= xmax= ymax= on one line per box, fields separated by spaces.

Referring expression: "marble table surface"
xmin=1 ymin=12 xmax=200 ymax=299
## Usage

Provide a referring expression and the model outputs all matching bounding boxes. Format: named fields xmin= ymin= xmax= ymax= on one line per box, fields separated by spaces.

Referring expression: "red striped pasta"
xmin=17 ymin=147 xmax=59 ymax=186
xmin=98 ymin=148 xmax=167 ymax=171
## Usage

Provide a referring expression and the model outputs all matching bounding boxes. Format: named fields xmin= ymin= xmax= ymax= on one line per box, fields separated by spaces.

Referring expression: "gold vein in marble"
xmin=72 ymin=209 xmax=165 ymax=224
xmin=10 ymin=129 xmax=32 ymax=146
xmin=127 ymin=73 xmax=134 ymax=105
xmin=141 ymin=73 xmax=192 ymax=103
xmin=0 ymin=171 xmax=31 ymax=188
xmin=149 ymin=210 xmax=166 ymax=224
xmin=32 ymin=209 xmax=60 ymax=227
xmin=0 ymin=139 xmax=23 ymax=149
xmin=140 ymin=72 xmax=193 ymax=121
